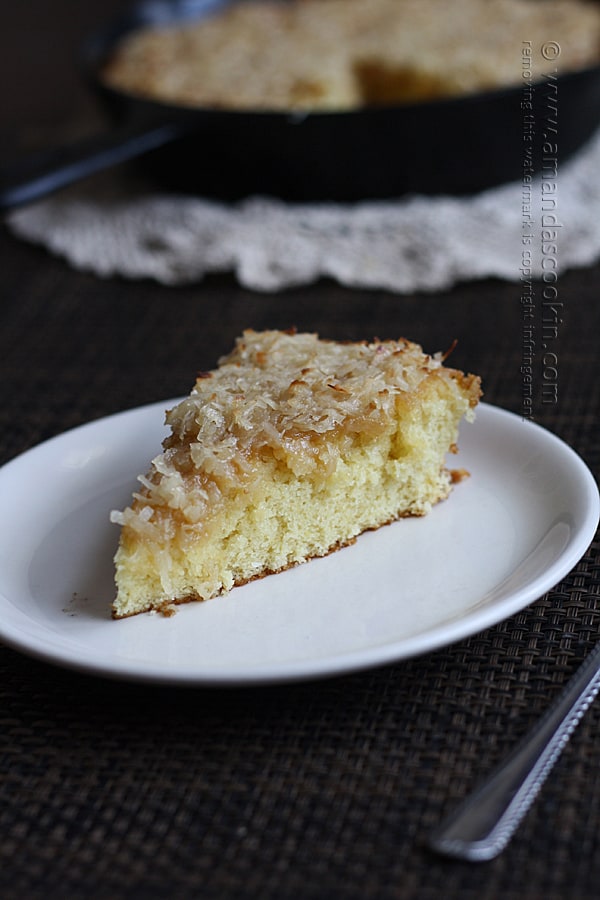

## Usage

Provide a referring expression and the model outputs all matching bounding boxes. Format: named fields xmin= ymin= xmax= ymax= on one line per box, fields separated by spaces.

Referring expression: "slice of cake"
xmin=111 ymin=330 xmax=481 ymax=618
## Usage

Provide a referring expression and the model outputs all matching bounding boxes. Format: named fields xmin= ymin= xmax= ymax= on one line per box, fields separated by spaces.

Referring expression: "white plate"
xmin=0 ymin=402 xmax=598 ymax=686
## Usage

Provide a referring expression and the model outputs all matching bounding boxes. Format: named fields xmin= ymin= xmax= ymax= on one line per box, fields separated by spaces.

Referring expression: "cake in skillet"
xmin=102 ymin=0 xmax=600 ymax=111
xmin=111 ymin=330 xmax=481 ymax=618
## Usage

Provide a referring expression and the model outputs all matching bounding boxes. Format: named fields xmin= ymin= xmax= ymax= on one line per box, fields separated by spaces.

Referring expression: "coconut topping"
xmin=102 ymin=0 xmax=600 ymax=111
xmin=111 ymin=330 xmax=475 ymax=536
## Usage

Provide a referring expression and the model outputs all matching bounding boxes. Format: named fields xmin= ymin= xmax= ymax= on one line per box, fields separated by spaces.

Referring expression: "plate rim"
xmin=0 ymin=401 xmax=598 ymax=687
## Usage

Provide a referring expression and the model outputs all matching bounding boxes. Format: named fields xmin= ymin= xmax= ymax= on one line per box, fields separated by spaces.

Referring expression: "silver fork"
xmin=429 ymin=639 xmax=600 ymax=861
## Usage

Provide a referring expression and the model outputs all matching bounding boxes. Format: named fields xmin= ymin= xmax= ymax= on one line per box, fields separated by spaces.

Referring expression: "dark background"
xmin=1 ymin=3 xmax=600 ymax=898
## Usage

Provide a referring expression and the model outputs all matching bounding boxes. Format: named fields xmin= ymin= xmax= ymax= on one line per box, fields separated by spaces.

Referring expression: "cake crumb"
xmin=449 ymin=468 xmax=470 ymax=483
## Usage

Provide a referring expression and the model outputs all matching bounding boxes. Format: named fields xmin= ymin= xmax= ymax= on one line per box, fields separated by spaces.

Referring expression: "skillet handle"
xmin=0 ymin=117 xmax=188 ymax=211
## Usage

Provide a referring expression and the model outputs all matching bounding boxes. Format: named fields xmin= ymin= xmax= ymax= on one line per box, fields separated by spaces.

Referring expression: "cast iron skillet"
xmin=3 ymin=0 xmax=600 ymax=208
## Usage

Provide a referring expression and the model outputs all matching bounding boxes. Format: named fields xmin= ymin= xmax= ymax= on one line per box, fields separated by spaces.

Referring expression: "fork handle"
xmin=429 ymin=641 xmax=600 ymax=861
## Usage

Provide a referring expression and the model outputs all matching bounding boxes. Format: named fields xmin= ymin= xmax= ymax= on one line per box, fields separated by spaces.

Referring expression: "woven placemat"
xmin=1 ymin=571 xmax=600 ymax=900
xmin=1 ymin=247 xmax=599 ymax=899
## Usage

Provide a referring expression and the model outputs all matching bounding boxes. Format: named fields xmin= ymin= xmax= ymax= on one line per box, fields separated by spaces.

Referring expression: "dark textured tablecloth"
xmin=2 ymin=3 xmax=600 ymax=897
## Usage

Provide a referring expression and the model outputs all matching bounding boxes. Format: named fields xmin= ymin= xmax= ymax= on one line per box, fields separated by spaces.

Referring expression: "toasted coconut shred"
xmin=111 ymin=330 xmax=472 ymax=540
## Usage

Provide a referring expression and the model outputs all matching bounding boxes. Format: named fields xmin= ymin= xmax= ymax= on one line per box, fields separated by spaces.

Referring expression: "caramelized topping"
xmin=111 ymin=331 xmax=480 ymax=535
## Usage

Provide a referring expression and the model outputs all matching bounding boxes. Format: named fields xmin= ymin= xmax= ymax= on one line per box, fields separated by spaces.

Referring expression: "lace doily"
xmin=7 ymin=127 xmax=600 ymax=292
